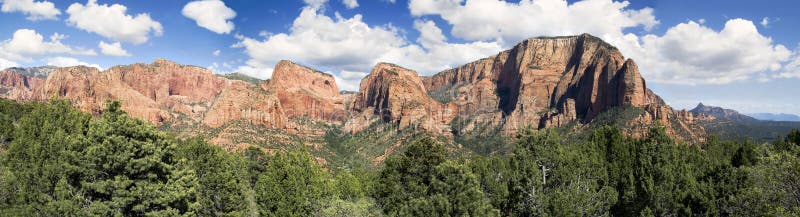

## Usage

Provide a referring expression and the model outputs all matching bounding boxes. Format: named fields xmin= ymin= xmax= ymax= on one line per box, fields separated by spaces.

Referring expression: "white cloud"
xmin=0 ymin=58 xmax=18 ymax=70
xmin=232 ymin=7 xmax=407 ymax=79
xmin=335 ymin=70 xmax=367 ymax=90
xmin=409 ymin=0 xmax=658 ymax=46
xmin=342 ymin=0 xmax=358 ymax=9
xmin=616 ymin=19 xmax=791 ymax=84
xmin=0 ymin=29 xmax=96 ymax=61
xmin=46 ymin=56 xmax=101 ymax=69
xmin=760 ymin=17 xmax=769 ymax=27
xmin=213 ymin=49 xmax=221 ymax=56
xmin=379 ymin=20 xmax=502 ymax=73
xmin=235 ymin=65 xmax=273 ymax=80
xmin=775 ymin=52 xmax=800 ymax=79
xmin=66 ymin=0 xmax=163 ymax=44
xmin=232 ymin=5 xmax=501 ymax=89
xmin=98 ymin=41 xmax=130 ymax=56
xmin=182 ymin=0 xmax=237 ymax=34
xmin=1 ymin=0 xmax=60 ymax=20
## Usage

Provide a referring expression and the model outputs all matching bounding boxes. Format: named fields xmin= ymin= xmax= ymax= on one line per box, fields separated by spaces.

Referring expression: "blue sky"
xmin=0 ymin=0 xmax=798 ymax=115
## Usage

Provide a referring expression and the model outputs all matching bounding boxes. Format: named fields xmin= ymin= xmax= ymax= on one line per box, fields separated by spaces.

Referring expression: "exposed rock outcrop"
xmin=0 ymin=70 xmax=45 ymax=100
xmin=418 ymin=34 xmax=703 ymax=140
xmin=0 ymin=60 xmax=288 ymax=148
xmin=346 ymin=63 xmax=457 ymax=135
xmin=0 ymin=34 xmax=710 ymax=146
xmin=263 ymin=60 xmax=347 ymax=122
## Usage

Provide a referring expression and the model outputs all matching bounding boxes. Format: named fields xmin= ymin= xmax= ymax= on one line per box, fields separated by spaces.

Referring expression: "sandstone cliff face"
xmin=0 ymin=34 xmax=709 ymax=147
xmin=418 ymin=34 xmax=703 ymax=140
xmin=347 ymin=63 xmax=457 ymax=135
xmin=0 ymin=70 xmax=45 ymax=101
xmin=203 ymin=80 xmax=285 ymax=129
xmin=0 ymin=60 xmax=288 ymax=148
xmin=37 ymin=60 xmax=229 ymax=124
xmin=422 ymin=34 xmax=660 ymax=133
xmin=264 ymin=60 xmax=347 ymax=122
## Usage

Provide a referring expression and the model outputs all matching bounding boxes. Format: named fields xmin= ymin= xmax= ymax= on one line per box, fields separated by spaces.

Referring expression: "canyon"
xmin=0 ymin=34 xmax=708 ymax=155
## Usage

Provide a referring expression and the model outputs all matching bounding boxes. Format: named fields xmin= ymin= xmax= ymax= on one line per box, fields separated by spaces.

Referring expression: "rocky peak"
xmin=265 ymin=60 xmax=346 ymax=121
xmin=347 ymin=62 xmax=456 ymax=135
xmin=690 ymin=103 xmax=757 ymax=123
xmin=269 ymin=60 xmax=339 ymax=98
xmin=417 ymin=34 xmax=701 ymax=141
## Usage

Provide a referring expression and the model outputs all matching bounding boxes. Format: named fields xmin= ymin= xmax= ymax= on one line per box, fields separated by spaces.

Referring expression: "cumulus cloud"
xmin=232 ymin=5 xmax=502 ymax=89
xmin=409 ymin=0 xmax=658 ymax=46
xmin=46 ymin=56 xmax=101 ymax=69
xmin=616 ymin=19 xmax=791 ymax=84
xmin=0 ymin=58 xmax=18 ymax=70
xmin=213 ymin=49 xmax=221 ymax=56
xmin=182 ymin=0 xmax=237 ymax=34
xmin=98 ymin=41 xmax=130 ymax=56
xmin=334 ymin=70 xmax=367 ymax=91
xmin=66 ymin=0 xmax=163 ymax=44
xmin=775 ymin=52 xmax=800 ymax=79
xmin=232 ymin=7 xmax=406 ymax=79
xmin=0 ymin=29 xmax=96 ymax=61
xmin=342 ymin=0 xmax=358 ymax=9
xmin=0 ymin=0 xmax=60 ymax=20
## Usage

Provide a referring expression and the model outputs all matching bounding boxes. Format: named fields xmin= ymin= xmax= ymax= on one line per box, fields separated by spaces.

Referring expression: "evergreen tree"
xmin=1 ymin=100 xmax=90 ymax=215
xmin=255 ymin=150 xmax=328 ymax=217
xmin=75 ymin=101 xmax=200 ymax=216
xmin=177 ymin=137 xmax=254 ymax=216
xmin=375 ymin=137 xmax=498 ymax=216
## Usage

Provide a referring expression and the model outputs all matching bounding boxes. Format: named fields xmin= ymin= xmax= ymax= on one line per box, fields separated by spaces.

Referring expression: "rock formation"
xmin=0 ymin=33 xmax=710 ymax=146
xmin=418 ymin=34 xmax=701 ymax=140
xmin=346 ymin=63 xmax=457 ymax=135
xmin=263 ymin=60 xmax=347 ymax=122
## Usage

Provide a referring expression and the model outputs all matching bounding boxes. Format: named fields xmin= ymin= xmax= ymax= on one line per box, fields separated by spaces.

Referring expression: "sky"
xmin=0 ymin=0 xmax=798 ymax=115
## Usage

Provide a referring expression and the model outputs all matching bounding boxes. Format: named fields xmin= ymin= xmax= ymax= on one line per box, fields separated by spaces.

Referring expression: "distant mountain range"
xmin=689 ymin=103 xmax=800 ymax=142
xmin=747 ymin=113 xmax=800 ymax=122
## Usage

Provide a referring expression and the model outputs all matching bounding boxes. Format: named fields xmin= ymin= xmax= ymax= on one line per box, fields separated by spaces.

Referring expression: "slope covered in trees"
xmin=1 ymin=99 xmax=799 ymax=216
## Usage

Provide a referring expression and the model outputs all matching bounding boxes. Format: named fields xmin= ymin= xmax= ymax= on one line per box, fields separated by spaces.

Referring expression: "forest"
xmin=1 ymin=99 xmax=799 ymax=216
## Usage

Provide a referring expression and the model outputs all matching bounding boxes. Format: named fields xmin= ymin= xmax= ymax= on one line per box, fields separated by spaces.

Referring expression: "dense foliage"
xmin=1 ymin=98 xmax=799 ymax=216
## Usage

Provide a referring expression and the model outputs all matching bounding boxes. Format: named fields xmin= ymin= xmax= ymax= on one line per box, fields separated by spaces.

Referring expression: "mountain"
xmin=747 ymin=113 xmax=800 ymax=122
xmin=0 ymin=34 xmax=716 ymax=166
xmin=689 ymin=103 xmax=758 ymax=122
xmin=689 ymin=103 xmax=800 ymax=142
xmin=417 ymin=34 xmax=704 ymax=141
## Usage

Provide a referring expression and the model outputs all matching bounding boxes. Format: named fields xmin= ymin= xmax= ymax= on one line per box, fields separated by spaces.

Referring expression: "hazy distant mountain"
xmin=688 ymin=103 xmax=800 ymax=142
xmin=747 ymin=113 xmax=800 ymax=122
xmin=689 ymin=103 xmax=758 ymax=122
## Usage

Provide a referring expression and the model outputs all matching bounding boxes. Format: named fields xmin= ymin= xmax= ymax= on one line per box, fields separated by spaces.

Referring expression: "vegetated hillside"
xmin=1 ymin=98 xmax=798 ymax=216
xmin=689 ymin=103 xmax=800 ymax=142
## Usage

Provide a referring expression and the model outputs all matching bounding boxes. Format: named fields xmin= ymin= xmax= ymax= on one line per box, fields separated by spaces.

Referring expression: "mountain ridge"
xmin=1 ymin=34 xmax=711 ymax=158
